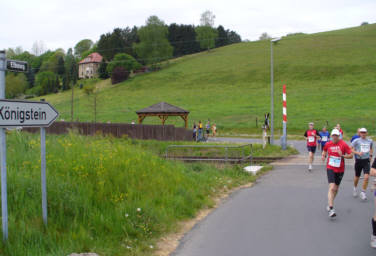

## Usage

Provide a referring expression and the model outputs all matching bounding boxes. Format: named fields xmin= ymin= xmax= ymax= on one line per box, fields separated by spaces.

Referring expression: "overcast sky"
xmin=1 ymin=0 xmax=375 ymax=53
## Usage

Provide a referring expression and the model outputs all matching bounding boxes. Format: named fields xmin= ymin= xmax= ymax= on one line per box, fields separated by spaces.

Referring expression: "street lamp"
xmin=270 ymin=37 xmax=281 ymax=145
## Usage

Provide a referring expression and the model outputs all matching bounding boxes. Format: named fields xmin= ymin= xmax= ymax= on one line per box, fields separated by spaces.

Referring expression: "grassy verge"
xmin=0 ymin=131 xmax=293 ymax=255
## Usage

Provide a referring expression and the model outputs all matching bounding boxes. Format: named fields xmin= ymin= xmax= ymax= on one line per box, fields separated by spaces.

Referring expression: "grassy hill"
xmin=39 ymin=24 xmax=376 ymax=135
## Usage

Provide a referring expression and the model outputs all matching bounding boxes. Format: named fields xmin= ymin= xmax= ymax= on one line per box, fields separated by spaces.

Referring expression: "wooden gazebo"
xmin=136 ymin=102 xmax=189 ymax=128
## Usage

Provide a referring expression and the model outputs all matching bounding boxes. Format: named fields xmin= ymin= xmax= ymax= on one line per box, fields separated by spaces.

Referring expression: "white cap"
xmin=359 ymin=128 xmax=367 ymax=133
xmin=331 ymin=129 xmax=341 ymax=136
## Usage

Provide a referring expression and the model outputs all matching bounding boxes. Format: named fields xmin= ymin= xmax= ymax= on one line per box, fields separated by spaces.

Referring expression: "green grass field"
xmin=1 ymin=131 xmax=293 ymax=255
xmin=37 ymin=24 xmax=376 ymax=135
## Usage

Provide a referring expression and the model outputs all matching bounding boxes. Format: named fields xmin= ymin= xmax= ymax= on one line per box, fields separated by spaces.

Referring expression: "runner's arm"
xmin=370 ymin=142 xmax=373 ymax=161
xmin=351 ymin=146 xmax=363 ymax=157
xmin=321 ymin=149 xmax=327 ymax=161
xmin=370 ymin=158 xmax=376 ymax=176
xmin=304 ymin=131 xmax=307 ymax=138
xmin=342 ymin=146 xmax=353 ymax=159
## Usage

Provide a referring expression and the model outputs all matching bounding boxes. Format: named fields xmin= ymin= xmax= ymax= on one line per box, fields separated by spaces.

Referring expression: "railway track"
xmin=165 ymin=156 xmax=284 ymax=164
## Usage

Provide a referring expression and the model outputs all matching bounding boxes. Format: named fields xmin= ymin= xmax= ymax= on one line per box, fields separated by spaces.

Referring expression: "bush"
xmin=106 ymin=53 xmax=141 ymax=75
xmin=5 ymin=73 xmax=28 ymax=98
xmin=98 ymin=59 xmax=109 ymax=79
xmin=25 ymin=85 xmax=43 ymax=96
xmin=34 ymin=71 xmax=59 ymax=95
xmin=111 ymin=66 xmax=130 ymax=84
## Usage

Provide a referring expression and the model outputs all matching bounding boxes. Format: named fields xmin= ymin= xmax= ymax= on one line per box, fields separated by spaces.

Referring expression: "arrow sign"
xmin=6 ymin=60 xmax=28 ymax=72
xmin=0 ymin=99 xmax=59 ymax=127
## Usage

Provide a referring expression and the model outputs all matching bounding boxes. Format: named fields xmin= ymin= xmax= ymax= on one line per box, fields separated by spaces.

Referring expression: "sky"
xmin=0 ymin=0 xmax=375 ymax=53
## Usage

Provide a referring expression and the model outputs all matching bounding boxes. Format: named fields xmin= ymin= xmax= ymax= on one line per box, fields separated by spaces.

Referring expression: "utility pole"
xmin=71 ymin=82 xmax=74 ymax=122
xmin=270 ymin=41 xmax=274 ymax=144
xmin=270 ymin=37 xmax=281 ymax=144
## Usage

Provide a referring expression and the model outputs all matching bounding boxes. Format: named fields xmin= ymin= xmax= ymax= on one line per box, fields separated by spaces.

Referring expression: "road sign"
xmin=6 ymin=60 xmax=28 ymax=72
xmin=0 ymin=99 xmax=59 ymax=127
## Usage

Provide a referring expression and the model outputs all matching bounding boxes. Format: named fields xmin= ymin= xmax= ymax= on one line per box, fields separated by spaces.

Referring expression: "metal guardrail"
xmin=165 ymin=144 xmax=253 ymax=165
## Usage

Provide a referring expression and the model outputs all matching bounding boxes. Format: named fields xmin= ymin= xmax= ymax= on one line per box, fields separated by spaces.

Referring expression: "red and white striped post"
xmin=282 ymin=85 xmax=287 ymax=150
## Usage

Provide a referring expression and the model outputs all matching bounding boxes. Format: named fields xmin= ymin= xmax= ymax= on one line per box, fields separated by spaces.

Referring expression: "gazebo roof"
xmin=136 ymin=102 xmax=189 ymax=114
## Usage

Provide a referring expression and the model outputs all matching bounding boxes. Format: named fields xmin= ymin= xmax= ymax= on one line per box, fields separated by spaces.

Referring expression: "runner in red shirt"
xmin=336 ymin=123 xmax=344 ymax=139
xmin=304 ymin=122 xmax=321 ymax=171
xmin=322 ymin=129 xmax=353 ymax=219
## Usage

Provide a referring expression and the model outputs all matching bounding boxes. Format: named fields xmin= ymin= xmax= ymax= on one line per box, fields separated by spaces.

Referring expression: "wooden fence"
xmin=23 ymin=121 xmax=192 ymax=141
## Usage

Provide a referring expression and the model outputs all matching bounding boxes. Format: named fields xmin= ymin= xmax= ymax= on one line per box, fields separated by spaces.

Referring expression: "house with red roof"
xmin=78 ymin=52 xmax=103 ymax=79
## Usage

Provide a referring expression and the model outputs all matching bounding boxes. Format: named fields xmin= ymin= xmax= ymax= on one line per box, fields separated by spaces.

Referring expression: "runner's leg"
xmin=328 ymin=183 xmax=338 ymax=208
xmin=363 ymin=173 xmax=370 ymax=191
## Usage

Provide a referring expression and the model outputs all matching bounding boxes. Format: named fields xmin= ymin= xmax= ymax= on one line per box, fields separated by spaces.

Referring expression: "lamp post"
xmin=270 ymin=37 xmax=281 ymax=145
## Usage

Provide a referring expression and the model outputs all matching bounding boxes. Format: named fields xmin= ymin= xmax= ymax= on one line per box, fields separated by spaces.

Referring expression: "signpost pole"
xmin=0 ymin=50 xmax=8 ymax=241
xmin=40 ymin=100 xmax=47 ymax=226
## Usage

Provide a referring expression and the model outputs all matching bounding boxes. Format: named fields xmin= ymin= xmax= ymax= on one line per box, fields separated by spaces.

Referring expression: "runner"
xmin=351 ymin=128 xmax=373 ymax=200
xmin=198 ymin=121 xmax=203 ymax=141
xmin=318 ymin=126 xmax=330 ymax=151
xmin=304 ymin=122 xmax=321 ymax=171
xmin=351 ymin=128 xmax=361 ymax=143
xmin=211 ymin=123 xmax=217 ymax=137
xmin=369 ymin=160 xmax=376 ymax=247
xmin=192 ymin=122 xmax=197 ymax=141
xmin=322 ymin=129 xmax=353 ymax=219
xmin=336 ymin=123 xmax=344 ymax=139
xmin=205 ymin=121 xmax=211 ymax=138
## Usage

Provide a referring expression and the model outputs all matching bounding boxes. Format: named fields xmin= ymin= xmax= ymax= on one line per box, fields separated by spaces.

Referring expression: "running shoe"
xmin=328 ymin=208 xmax=336 ymax=219
xmin=353 ymin=187 xmax=358 ymax=198
xmin=360 ymin=191 xmax=367 ymax=201
xmin=308 ymin=165 xmax=312 ymax=172
xmin=326 ymin=206 xmax=331 ymax=212
xmin=371 ymin=235 xmax=376 ymax=248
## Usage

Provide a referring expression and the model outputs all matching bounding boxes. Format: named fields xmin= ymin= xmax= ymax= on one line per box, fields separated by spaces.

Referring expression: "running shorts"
xmin=354 ymin=158 xmax=370 ymax=177
xmin=327 ymin=169 xmax=344 ymax=186
xmin=307 ymin=146 xmax=317 ymax=153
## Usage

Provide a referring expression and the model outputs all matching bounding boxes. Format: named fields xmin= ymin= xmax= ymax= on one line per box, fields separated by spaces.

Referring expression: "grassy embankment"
xmin=0 ymin=131 xmax=295 ymax=255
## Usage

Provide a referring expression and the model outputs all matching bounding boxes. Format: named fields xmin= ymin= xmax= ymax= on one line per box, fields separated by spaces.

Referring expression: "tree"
xmin=111 ymin=66 xmax=129 ymax=85
xmin=40 ymin=49 xmax=66 ymax=74
xmin=228 ymin=30 xmax=241 ymax=44
xmin=195 ymin=26 xmax=218 ymax=51
xmin=97 ymin=27 xmax=139 ymax=61
xmin=106 ymin=53 xmax=141 ymax=75
xmin=34 ymin=71 xmax=59 ymax=95
xmin=361 ymin=21 xmax=369 ymax=26
xmin=98 ymin=59 xmax=109 ymax=79
xmin=200 ymin=10 xmax=216 ymax=27
xmin=31 ymin=40 xmax=46 ymax=56
xmin=168 ymin=24 xmax=201 ymax=57
xmin=5 ymin=48 xmax=16 ymax=59
xmin=216 ymin=25 xmax=229 ymax=47
xmin=57 ymin=55 xmax=65 ymax=76
xmin=74 ymin=39 xmax=93 ymax=58
xmin=133 ymin=16 xmax=173 ymax=66
xmin=5 ymin=73 xmax=28 ymax=98
xmin=63 ymin=48 xmax=78 ymax=91
xmin=259 ymin=32 xmax=272 ymax=40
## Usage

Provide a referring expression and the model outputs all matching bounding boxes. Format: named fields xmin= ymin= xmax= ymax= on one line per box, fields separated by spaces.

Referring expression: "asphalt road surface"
xmin=173 ymin=138 xmax=376 ymax=256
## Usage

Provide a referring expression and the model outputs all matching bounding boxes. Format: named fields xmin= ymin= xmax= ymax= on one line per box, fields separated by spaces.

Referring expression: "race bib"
xmin=321 ymin=136 xmax=328 ymax=142
xmin=360 ymin=144 xmax=370 ymax=153
xmin=328 ymin=156 xmax=341 ymax=168
xmin=308 ymin=136 xmax=315 ymax=143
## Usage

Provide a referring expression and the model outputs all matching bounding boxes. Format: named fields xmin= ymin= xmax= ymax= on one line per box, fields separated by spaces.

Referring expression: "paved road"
xmin=173 ymin=138 xmax=376 ymax=256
